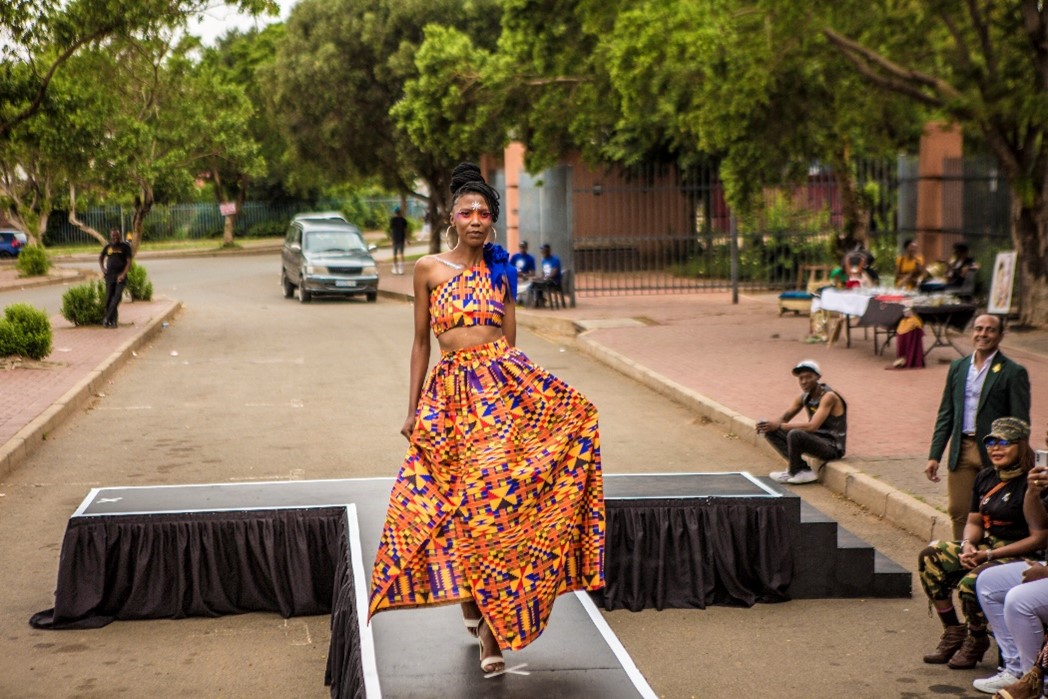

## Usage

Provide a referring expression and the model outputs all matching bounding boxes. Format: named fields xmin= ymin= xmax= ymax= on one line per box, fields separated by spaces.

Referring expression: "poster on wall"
xmin=987 ymin=251 xmax=1017 ymax=314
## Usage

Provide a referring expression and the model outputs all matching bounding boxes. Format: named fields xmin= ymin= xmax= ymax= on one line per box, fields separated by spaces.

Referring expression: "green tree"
xmin=266 ymin=0 xmax=502 ymax=250
xmin=0 ymin=49 xmax=113 ymax=245
xmin=819 ymin=1 xmax=1048 ymax=325
xmin=0 ymin=0 xmax=277 ymax=140
xmin=0 ymin=0 xmax=277 ymax=247
xmin=200 ymin=25 xmax=292 ymax=239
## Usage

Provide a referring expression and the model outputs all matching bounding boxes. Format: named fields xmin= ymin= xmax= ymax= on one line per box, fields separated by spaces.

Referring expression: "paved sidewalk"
xmin=0 ymin=293 xmax=181 ymax=479
xmin=3 ymin=249 xmax=1047 ymax=544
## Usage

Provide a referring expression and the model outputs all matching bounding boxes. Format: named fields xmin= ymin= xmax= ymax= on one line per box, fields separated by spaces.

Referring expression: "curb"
xmin=0 ymin=269 xmax=94 ymax=293
xmin=0 ymin=299 xmax=182 ymax=481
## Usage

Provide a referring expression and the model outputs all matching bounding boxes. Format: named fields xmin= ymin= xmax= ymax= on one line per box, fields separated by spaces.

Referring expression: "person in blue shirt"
xmin=528 ymin=244 xmax=562 ymax=307
xmin=509 ymin=241 xmax=536 ymax=278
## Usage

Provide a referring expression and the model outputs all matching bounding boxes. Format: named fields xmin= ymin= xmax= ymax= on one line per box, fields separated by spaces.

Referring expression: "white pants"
xmin=976 ymin=560 xmax=1048 ymax=676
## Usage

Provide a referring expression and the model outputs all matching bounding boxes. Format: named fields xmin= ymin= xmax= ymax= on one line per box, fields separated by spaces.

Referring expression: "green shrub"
xmin=0 ymin=303 xmax=52 ymax=359
xmin=61 ymin=280 xmax=106 ymax=326
xmin=16 ymin=244 xmax=51 ymax=277
xmin=126 ymin=262 xmax=153 ymax=301
xmin=0 ymin=320 xmax=21 ymax=357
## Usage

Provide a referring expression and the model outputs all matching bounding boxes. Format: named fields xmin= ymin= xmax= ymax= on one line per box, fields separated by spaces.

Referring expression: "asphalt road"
xmin=0 ymin=255 xmax=994 ymax=698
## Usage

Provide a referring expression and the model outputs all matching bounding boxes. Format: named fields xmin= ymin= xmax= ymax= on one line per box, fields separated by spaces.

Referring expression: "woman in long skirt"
xmin=368 ymin=163 xmax=605 ymax=675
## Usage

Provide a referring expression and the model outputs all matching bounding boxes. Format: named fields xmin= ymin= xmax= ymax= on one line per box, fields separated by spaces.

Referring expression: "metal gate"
xmin=557 ymin=161 xmax=900 ymax=297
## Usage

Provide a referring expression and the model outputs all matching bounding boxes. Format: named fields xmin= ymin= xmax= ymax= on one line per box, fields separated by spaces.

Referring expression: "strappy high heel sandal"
xmin=477 ymin=623 xmax=505 ymax=676
xmin=463 ymin=617 xmax=481 ymax=638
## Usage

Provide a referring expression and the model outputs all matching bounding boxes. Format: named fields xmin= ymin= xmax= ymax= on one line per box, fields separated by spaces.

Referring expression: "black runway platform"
xmin=30 ymin=473 xmax=908 ymax=698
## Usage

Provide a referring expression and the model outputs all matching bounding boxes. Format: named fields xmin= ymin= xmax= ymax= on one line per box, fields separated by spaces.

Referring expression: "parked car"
xmin=281 ymin=217 xmax=379 ymax=303
xmin=0 ymin=230 xmax=26 ymax=257
xmin=291 ymin=211 xmax=349 ymax=224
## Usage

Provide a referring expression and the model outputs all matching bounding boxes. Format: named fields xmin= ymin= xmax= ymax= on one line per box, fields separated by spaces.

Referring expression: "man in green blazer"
xmin=925 ymin=314 xmax=1031 ymax=539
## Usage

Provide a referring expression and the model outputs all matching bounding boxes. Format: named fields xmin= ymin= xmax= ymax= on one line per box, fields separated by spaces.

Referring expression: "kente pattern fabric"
xmin=368 ymin=336 xmax=605 ymax=651
xmin=429 ymin=263 xmax=505 ymax=336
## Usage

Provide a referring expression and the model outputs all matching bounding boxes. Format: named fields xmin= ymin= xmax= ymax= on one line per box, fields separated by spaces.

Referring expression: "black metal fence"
xmin=567 ymin=160 xmax=901 ymax=296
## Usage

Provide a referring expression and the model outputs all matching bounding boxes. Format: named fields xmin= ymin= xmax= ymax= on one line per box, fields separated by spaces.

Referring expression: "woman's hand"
xmin=1022 ymin=562 xmax=1048 ymax=583
xmin=959 ymin=541 xmax=979 ymax=569
xmin=1029 ymin=465 xmax=1048 ymax=493
xmin=400 ymin=416 xmax=415 ymax=440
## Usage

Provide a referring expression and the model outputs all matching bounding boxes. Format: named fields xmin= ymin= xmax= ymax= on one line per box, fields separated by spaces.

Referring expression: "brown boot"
xmin=947 ymin=632 xmax=991 ymax=669
xmin=923 ymin=624 xmax=967 ymax=664
xmin=995 ymin=666 xmax=1044 ymax=699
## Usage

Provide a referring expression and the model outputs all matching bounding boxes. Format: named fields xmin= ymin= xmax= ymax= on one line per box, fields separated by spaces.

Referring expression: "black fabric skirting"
xmin=30 ymin=506 xmax=364 ymax=697
xmin=596 ymin=498 xmax=793 ymax=611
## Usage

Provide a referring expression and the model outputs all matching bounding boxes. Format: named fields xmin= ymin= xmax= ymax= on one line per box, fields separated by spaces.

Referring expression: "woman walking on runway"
xmin=368 ymin=163 xmax=605 ymax=675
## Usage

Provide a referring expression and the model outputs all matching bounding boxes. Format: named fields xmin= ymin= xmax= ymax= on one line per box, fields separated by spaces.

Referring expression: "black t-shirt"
xmin=970 ymin=467 xmax=1031 ymax=543
xmin=100 ymin=241 xmax=133 ymax=278
xmin=390 ymin=215 xmax=408 ymax=243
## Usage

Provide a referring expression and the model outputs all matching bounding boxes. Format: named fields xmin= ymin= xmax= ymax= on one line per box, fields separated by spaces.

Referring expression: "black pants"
xmin=763 ymin=428 xmax=840 ymax=475
xmin=104 ymin=277 xmax=126 ymax=326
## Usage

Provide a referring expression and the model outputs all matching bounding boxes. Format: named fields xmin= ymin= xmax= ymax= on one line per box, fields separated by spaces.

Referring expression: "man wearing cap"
xmin=756 ymin=360 xmax=848 ymax=485
xmin=926 ymin=313 xmax=1030 ymax=539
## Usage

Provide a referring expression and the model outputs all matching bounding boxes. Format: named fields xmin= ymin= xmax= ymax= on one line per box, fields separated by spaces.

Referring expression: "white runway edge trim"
xmin=574 ymin=591 xmax=659 ymax=699
xmin=345 ymin=504 xmax=382 ymax=698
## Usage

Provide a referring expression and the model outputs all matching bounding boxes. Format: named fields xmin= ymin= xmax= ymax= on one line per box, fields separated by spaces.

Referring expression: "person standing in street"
xmin=389 ymin=206 xmax=408 ymax=274
xmin=925 ymin=314 xmax=1031 ymax=539
xmin=98 ymin=227 xmax=132 ymax=328
xmin=756 ymin=359 xmax=847 ymax=485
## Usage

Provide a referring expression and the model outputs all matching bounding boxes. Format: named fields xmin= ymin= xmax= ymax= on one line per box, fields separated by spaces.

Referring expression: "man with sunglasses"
xmin=926 ymin=314 xmax=1031 ymax=539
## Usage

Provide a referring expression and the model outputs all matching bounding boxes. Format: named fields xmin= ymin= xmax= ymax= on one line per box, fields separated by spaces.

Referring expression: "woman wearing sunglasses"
xmin=367 ymin=162 xmax=604 ymax=676
xmin=919 ymin=418 xmax=1047 ymax=673
xmin=972 ymin=423 xmax=1048 ymax=697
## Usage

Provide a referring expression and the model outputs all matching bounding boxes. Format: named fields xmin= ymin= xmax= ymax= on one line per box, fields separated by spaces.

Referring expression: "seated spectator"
xmin=510 ymin=241 xmax=536 ymax=303
xmin=895 ymin=239 xmax=929 ymax=290
xmin=843 ymin=245 xmax=877 ymax=288
xmin=919 ymin=418 xmax=1046 ymax=672
xmin=946 ymin=242 xmax=978 ymax=288
xmin=527 ymin=243 xmax=562 ymax=308
xmin=756 ymin=359 xmax=847 ymax=485
xmin=973 ymin=423 xmax=1048 ymax=696
xmin=889 ymin=308 xmax=925 ymax=370
xmin=921 ymin=242 xmax=979 ymax=294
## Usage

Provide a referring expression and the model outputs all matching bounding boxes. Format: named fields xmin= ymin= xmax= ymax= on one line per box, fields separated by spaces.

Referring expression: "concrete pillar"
xmin=916 ymin=122 xmax=963 ymax=262
xmin=503 ymin=142 xmax=526 ymax=250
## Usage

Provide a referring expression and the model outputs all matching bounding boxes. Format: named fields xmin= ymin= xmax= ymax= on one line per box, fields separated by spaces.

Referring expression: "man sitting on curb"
xmin=756 ymin=359 xmax=848 ymax=484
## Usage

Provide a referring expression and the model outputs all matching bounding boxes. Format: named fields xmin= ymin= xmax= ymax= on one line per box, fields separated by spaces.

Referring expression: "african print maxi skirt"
xmin=368 ymin=337 xmax=604 ymax=651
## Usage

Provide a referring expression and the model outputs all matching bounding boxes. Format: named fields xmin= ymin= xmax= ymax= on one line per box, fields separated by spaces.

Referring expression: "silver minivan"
xmin=281 ymin=217 xmax=379 ymax=303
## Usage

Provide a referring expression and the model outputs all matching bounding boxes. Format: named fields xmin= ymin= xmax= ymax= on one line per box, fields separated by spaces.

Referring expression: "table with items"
xmin=812 ymin=288 xmax=976 ymax=357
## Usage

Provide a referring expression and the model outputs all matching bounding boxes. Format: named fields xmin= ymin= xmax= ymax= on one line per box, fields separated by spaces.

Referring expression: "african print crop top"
xmin=429 ymin=262 xmax=506 ymax=336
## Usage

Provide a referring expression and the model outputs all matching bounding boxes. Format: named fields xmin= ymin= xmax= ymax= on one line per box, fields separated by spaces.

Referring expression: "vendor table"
xmin=814 ymin=288 xmax=974 ymax=356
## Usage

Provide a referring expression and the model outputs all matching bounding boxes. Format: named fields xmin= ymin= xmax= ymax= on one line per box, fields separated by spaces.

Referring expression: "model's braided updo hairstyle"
xmin=447 ymin=162 xmax=516 ymax=299
xmin=450 ymin=162 xmax=500 ymax=223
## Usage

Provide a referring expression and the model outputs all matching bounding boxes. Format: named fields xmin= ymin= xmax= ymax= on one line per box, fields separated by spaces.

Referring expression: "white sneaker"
xmin=802 ymin=454 xmax=828 ymax=472
xmin=769 ymin=470 xmax=792 ymax=483
xmin=786 ymin=469 xmax=819 ymax=484
xmin=973 ymin=669 xmax=1021 ymax=694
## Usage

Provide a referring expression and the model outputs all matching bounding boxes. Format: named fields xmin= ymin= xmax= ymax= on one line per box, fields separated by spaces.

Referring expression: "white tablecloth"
xmin=812 ymin=288 xmax=875 ymax=316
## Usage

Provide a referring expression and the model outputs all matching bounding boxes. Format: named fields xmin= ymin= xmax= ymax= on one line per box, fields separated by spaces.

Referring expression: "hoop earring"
xmin=444 ymin=225 xmax=455 ymax=248
xmin=487 ymin=227 xmax=497 ymax=244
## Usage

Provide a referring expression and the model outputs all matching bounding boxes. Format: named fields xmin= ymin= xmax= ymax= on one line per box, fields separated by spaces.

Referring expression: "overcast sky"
xmin=187 ymin=0 xmax=297 ymax=45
